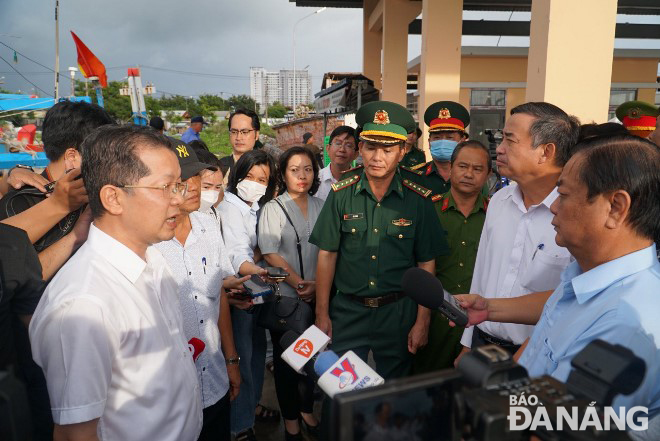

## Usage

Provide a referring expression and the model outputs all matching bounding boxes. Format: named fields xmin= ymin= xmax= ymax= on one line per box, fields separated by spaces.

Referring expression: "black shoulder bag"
xmin=256 ymin=199 xmax=313 ymax=335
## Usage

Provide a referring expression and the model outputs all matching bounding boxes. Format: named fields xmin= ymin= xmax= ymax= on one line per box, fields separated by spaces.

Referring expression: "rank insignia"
xmin=431 ymin=194 xmax=443 ymax=203
xmin=373 ymin=110 xmax=390 ymax=125
xmin=438 ymin=108 xmax=451 ymax=119
xmin=343 ymin=213 xmax=364 ymax=220
xmin=391 ymin=218 xmax=412 ymax=227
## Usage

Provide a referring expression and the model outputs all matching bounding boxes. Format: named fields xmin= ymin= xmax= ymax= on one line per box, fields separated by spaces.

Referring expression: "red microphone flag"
xmin=70 ymin=31 xmax=107 ymax=88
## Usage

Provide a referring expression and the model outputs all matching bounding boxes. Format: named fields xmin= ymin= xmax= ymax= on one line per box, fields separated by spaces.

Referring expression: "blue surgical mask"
xmin=429 ymin=139 xmax=458 ymax=161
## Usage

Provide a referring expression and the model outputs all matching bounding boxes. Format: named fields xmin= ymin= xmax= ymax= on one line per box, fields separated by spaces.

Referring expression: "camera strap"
xmin=274 ymin=198 xmax=304 ymax=280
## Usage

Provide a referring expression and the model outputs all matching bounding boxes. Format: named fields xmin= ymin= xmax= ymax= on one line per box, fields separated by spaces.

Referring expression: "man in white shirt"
xmin=315 ymin=126 xmax=358 ymax=201
xmin=457 ymin=102 xmax=580 ymax=360
xmin=29 ymin=125 xmax=202 ymax=441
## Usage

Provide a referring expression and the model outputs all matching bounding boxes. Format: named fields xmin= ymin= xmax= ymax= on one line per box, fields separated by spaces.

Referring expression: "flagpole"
xmin=54 ymin=0 xmax=60 ymax=100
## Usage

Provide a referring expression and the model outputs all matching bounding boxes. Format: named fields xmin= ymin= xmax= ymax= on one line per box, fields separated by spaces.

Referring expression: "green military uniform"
xmin=401 ymin=147 xmax=426 ymax=168
xmin=310 ymin=101 xmax=448 ymax=379
xmin=413 ymin=190 xmax=488 ymax=374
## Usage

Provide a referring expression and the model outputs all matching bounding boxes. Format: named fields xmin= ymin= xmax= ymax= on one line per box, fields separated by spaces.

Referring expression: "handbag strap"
xmin=274 ymin=198 xmax=304 ymax=280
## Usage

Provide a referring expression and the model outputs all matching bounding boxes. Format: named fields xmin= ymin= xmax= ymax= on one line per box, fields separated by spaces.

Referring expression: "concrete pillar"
xmin=363 ymin=0 xmax=382 ymax=91
xmin=381 ymin=0 xmax=420 ymax=106
xmin=418 ymin=0 xmax=463 ymax=156
xmin=526 ymin=0 xmax=617 ymax=122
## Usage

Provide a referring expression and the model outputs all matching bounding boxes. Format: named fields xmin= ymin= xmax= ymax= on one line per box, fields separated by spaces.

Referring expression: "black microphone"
xmin=402 ymin=267 xmax=469 ymax=327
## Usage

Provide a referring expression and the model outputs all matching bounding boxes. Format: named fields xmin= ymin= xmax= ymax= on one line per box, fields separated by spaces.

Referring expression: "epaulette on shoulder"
xmin=332 ymin=174 xmax=361 ymax=192
xmin=345 ymin=164 xmax=364 ymax=173
xmin=340 ymin=164 xmax=364 ymax=180
xmin=402 ymin=179 xmax=432 ymax=198
xmin=431 ymin=194 xmax=443 ymax=203
xmin=400 ymin=164 xmax=424 ymax=176
xmin=410 ymin=162 xmax=426 ymax=171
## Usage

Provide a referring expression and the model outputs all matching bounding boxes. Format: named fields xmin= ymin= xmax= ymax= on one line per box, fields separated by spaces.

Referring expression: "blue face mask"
xmin=429 ymin=139 xmax=458 ymax=161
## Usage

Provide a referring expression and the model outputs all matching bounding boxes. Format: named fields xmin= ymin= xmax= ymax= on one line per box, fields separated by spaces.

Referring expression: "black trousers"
xmin=270 ymin=329 xmax=315 ymax=421
xmin=198 ymin=391 xmax=231 ymax=441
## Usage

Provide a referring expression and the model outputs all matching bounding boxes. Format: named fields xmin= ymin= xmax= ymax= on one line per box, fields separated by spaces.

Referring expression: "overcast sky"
xmin=1 ymin=1 xmax=658 ymax=99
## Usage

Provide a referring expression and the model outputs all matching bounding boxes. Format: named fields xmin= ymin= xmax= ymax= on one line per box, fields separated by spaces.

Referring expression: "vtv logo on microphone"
xmin=330 ymin=358 xmax=358 ymax=389
xmin=293 ymin=339 xmax=314 ymax=358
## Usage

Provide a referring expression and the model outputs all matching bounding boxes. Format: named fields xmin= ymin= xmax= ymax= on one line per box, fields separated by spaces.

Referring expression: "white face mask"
xmin=236 ymin=179 xmax=267 ymax=204
xmin=199 ymin=190 xmax=221 ymax=212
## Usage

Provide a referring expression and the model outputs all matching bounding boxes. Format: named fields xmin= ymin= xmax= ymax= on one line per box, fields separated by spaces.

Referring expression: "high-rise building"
xmin=249 ymin=67 xmax=312 ymax=109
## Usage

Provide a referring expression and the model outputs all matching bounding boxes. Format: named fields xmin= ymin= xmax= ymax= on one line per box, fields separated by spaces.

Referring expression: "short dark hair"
xmin=451 ymin=140 xmax=492 ymax=172
xmin=510 ymin=102 xmax=580 ymax=167
xmin=226 ymin=149 xmax=277 ymax=206
xmin=572 ymin=134 xmax=660 ymax=243
xmin=195 ymin=149 xmax=222 ymax=170
xmin=81 ymin=125 xmax=174 ymax=219
xmin=329 ymin=126 xmax=357 ymax=150
xmin=302 ymin=132 xmax=313 ymax=144
xmin=149 ymin=116 xmax=164 ymax=131
xmin=578 ymin=122 xmax=628 ymax=143
xmin=277 ymin=146 xmax=320 ymax=196
xmin=228 ymin=108 xmax=260 ymax=131
xmin=42 ymin=100 xmax=115 ymax=162
xmin=188 ymin=140 xmax=210 ymax=154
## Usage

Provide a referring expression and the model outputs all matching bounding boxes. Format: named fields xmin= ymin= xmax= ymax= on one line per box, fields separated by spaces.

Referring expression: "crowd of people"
xmin=0 ymin=95 xmax=659 ymax=441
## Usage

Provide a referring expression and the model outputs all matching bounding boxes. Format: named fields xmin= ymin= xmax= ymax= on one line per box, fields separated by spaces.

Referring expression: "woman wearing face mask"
xmin=257 ymin=147 xmax=323 ymax=440
xmin=217 ymin=149 xmax=279 ymax=441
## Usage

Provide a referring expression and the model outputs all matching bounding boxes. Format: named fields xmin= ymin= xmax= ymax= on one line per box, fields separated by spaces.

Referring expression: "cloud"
xmin=0 ymin=0 xmax=363 ymax=98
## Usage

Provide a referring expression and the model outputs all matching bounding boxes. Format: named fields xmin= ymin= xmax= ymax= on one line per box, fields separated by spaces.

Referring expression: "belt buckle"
xmin=365 ymin=297 xmax=379 ymax=308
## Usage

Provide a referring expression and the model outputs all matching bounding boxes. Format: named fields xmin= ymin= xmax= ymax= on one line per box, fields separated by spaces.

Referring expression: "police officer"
xmin=413 ymin=140 xmax=491 ymax=373
xmin=310 ymin=101 xmax=448 ymax=379
xmin=615 ymin=100 xmax=659 ymax=139
xmin=412 ymin=101 xmax=470 ymax=197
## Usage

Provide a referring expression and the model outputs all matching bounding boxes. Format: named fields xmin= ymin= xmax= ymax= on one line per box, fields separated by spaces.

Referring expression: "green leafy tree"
xmin=266 ymin=101 xmax=287 ymax=118
xmin=228 ymin=94 xmax=258 ymax=112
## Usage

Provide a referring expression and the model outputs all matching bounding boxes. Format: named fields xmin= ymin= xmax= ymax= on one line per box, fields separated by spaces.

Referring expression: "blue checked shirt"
xmin=155 ymin=211 xmax=234 ymax=408
xmin=519 ymin=244 xmax=660 ymax=416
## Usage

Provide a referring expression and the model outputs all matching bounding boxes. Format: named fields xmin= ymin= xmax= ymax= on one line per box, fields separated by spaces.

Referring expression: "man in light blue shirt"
xmin=181 ymin=116 xmax=206 ymax=143
xmin=454 ymin=134 xmax=660 ymax=420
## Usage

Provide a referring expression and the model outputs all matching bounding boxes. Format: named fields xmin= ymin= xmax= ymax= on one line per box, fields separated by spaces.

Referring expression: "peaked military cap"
xmin=356 ymin=101 xmax=416 ymax=145
xmin=424 ymin=101 xmax=470 ymax=133
xmin=615 ymin=101 xmax=659 ymax=132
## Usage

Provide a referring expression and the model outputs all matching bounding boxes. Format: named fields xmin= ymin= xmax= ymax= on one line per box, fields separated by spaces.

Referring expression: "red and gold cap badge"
xmin=373 ymin=110 xmax=390 ymax=125
xmin=439 ymin=108 xmax=451 ymax=119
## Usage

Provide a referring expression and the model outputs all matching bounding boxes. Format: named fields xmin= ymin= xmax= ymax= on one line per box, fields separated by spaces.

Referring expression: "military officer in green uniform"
xmin=412 ymin=101 xmax=470 ymax=197
xmin=615 ymin=100 xmax=659 ymax=139
xmin=401 ymin=123 xmax=426 ymax=168
xmin=310 ymin=101 xmax=448 ymax=379
xmin=413 ymin=140 xmax=491 ymax=373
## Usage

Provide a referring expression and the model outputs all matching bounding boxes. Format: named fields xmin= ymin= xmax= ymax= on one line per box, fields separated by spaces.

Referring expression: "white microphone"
xmin=280 ymin=325 xmax=331 ymax=375
xmin=314 ymin=350 xmax=384 ymax=398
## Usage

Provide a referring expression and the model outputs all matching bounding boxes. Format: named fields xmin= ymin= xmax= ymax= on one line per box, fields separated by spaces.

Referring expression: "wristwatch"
xmin=226 ymin=356 xmax=241 ymax=365
xmin=8 ymin=164 xmax=34 ymax=176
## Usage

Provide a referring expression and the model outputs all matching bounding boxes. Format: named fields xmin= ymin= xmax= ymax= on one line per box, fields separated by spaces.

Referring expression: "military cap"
xmin=615 ymin=101 xmax=659 ymax=133
xmin=356 ymin=101 xmax=415 ymax=145
xmin=424 ymin=101 xmax=470 ymax=133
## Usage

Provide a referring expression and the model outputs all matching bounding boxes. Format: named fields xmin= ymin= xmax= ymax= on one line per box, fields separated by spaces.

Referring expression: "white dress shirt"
xmin=30 ymin=224 xmax=202 ymax=441
xmin=460 ymin=182 xmax=572 ymax=347
xmin=155 ymin=211 xmax=234 ymax=408
xmin=315 ymin=164 xmax=337 ymax=202
xmin=217 ymin=190 xmax=259 ymax=273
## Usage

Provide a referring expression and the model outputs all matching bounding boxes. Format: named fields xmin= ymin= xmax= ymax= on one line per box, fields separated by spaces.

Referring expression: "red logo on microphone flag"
xmin=188 ymin=338 xmax=205 ymax=361
xmin=293 ymin=339 xmax=314 ymax=358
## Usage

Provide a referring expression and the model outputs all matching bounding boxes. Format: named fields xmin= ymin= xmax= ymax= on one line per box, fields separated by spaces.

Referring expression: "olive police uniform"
xmin=413 ymin=190 xmax=488 ymax=373
xmin=310 ymin=101 xmax=448 ymax=379
xmin=615 ymin=100 xmax=659 ymax=139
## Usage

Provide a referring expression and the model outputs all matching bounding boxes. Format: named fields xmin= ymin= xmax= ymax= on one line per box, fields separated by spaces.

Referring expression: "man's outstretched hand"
xmin=449 ymin=294 xmax=490 ymax=328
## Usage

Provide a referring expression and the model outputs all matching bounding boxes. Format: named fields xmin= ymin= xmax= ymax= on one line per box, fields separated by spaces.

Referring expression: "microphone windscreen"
xmin=401 ymin=267 xmax=445 ymax=310
xmin=314 ymin=350 xmax=339 ymax=377
xmin=280 ymin=330 xmax=300 ymax=350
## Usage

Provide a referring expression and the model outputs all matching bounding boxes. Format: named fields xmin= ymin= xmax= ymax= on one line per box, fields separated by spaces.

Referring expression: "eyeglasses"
xmin=229 ymin=129 xmax=255 ymax=137
xmin=119 ymin=182 xmax=188 ymax=198
xmin=331 ymin=140 xmax=356 ymax=150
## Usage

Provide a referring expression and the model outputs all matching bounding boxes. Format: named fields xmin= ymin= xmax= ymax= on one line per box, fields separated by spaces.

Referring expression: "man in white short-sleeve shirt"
xmin=29 ymin=125 xmax=202 ymax=441
xmin=314 ymin=126 xmax=358 ymax=201
xmin=458 ymin=102 xmax=580 ymax=358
